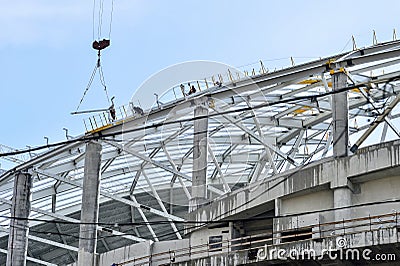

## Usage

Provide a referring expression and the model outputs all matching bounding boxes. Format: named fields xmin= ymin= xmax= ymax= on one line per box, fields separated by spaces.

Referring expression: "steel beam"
xmin=0 ymin=229 xmax=78 ymax=252
xmin=351 ymin=92 xmax=400 ymax=152
xmin=207 ymin=144 xmax=230 ymax=192
xmin=33 ymin=169 xmax=184 ymax=222
xmin=162 ymin=145 xmax=191 ymax=199
xmin=141 ymin=170 xmax=182 ymax=239
xmin=106 ymin=141 xmax=192 ymax=182
xmin=0 ymin=248 xmax=56 ymax=266
xmin=129 ymin=195 xmax=159 ymax=241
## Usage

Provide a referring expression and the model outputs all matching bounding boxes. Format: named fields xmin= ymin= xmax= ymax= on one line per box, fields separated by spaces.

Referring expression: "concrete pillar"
xmin=273 ymin=198 xmax=281 ymax=245
xmin=334 ymin=187 xmax=352 ymax=234
xmin=6 ymin=172 xmax=33 ymax=266
xmin=78 ymin=141 xmax=102 ymax=266
xmin=332 ymin=69 xmax=349 ymax=157
xmin=332 ymin=69 xmax=352 ymax=233
xmin=189 ymin=103 xmax=208 ymax=212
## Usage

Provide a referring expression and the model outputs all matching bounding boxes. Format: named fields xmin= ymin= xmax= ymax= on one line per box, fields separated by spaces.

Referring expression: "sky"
xmin=1 ymin=0 xmax=400 ymax=169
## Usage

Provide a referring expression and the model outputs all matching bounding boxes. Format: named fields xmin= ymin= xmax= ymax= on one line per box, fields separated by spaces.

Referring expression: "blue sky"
xmin=1 ymin=0 xmax=400 ymax=168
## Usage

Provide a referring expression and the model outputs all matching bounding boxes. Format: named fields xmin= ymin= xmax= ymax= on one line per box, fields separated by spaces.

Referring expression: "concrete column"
xmin=6 ymin=172 xmax=33 ymax=266
xmin=273 ymin=198 xmax=281 ymax=245
xmin=332 ymin=69 xmax=349 ymax=157
xmin=334 ymin=187 xmax=352 ymax=234
xmin=332 ymin=69 xmax=352 ymax=233
xmin=189 ymin=103 xmax=208 ymax=212
xmin=78 ymin=141 xmax=102 ymax=266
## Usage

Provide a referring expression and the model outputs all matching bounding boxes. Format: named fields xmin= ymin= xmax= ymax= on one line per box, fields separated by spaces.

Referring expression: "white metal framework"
xmin=1 ymin=40 xmax=400 ymax=264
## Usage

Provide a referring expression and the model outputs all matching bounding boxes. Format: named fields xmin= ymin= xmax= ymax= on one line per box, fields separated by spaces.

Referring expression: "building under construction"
xmin=1 ymin=39 xmax=400 ymax=265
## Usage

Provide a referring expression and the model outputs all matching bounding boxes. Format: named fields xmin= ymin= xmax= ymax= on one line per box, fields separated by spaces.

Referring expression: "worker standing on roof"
xmin=109 ymin=96 xmax=116 ymax=121
xmin=180 ymin=84 xmax=186 ymax=97
xmin=189 ymin=85 xmax=196 ymax=95
xmin=133 ymin=106 xmax=144 ymax=116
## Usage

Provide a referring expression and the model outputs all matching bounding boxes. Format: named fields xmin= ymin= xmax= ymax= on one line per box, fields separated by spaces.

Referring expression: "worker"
xmin=109 ymin=96 xmax=116 ymax=121
xmin=180 ymin=84 xmax=186 ymax=97
xmin=189 ymin=85 xmax=196 ymax=95
xmin=133 ymin=106 xmax=144 ymax=116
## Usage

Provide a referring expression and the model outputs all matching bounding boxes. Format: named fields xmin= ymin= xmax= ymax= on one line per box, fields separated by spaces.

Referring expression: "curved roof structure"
xmin=1 ymin=40 xmax=400 ymax=265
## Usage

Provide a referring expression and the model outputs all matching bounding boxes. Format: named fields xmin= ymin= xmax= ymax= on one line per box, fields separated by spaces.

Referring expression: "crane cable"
xmin=76 ymin=0 xmax=114 ymax=112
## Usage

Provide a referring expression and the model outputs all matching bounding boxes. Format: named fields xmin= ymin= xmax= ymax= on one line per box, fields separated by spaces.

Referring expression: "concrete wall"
xmin=281 ymin=189 xmax=333 ymax=215
xmin=152 ymin=239 xmax=190 ymax=265
xmin=95 ymin=240 xmax=191 ymax=266
xmin=351 ymin=175 xmax=400 ymax=223
xmin=190 ymin=226 xmax=231 ymax=260
xmin=99 ymin=241 xmax=152 ymax=265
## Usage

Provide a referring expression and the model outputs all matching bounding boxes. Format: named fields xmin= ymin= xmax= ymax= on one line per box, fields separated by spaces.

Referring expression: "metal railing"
xmin=82 ymin=60 xmax=279 ymax=133
xmin=83 ymin=103 xmax=143 ymax=133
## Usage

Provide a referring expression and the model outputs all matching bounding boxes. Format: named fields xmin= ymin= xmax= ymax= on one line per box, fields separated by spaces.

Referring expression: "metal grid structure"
xmin=1 ymin=40 xmax=400 ymax=265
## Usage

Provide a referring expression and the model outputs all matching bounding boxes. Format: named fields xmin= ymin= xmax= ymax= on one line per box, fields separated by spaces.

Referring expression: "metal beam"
xmin=351 ymin=92 xmax=400 ymax=152
xmin=0 ymin=229 xmax=78 ymax=252
xmin=207 ymin=144 xmax=230 ymax=192
xmin=356 ymin=90 xmax=400 ymax=138
xmin=130 ymin=205 xmax=142 ymax=238
xmin=100 ymin=238 xmax=110 ymax=252
xmin=0 ymin=248 xmax=56 ymax=266
xmin=285 ymin=129 xmax=305 ymax=171
xmin=211 ymin=107 xmax=298 ymax=167
xmin=129 ymin=195 xmax=159 ymax=241
xmin=33 ymin=169 xmax=184 ymax=222
xmin=0 ymin=141 xmax=83 ymax=185
xmin=277 ymin=82 xmax=400 ymax=145
xmin=105 ymin=141 xmax=192 ymax=182
xmin=55 ymin=224 xmax=77 ymax=262
xmin=141 ymin=170 xmax=182 ymax=239
xmin=162 ymin=145 xmax=191 ymax=199
xmin=129 ymin=147 xmax=160 ymax=193
xmin=0 ymin=197 xmax=145 ymax=242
